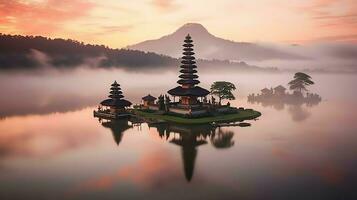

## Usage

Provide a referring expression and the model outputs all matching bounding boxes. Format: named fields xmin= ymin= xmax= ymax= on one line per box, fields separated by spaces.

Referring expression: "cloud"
xmin=151 ymin=0 xmax=178 ymax=11
xmin=99 ymin=25 xmax=133 ymax=34
xmin=300 ymin=0 xmax=357 ymax=30
xmin=0 ymin=0 xmax=95 ymax=34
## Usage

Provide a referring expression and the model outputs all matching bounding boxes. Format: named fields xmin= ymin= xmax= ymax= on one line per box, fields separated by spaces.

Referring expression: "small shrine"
xmin=94 ymin=81 xmax=132 ymax=119
xmin=142 ymin=94 xmax=157 ymax=107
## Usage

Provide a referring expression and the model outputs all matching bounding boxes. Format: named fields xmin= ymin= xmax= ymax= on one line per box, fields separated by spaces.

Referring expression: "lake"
xmin=0 ymin=68 xmax=356 ymax=200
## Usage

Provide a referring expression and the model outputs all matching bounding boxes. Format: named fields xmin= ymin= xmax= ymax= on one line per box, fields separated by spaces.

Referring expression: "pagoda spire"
xmin=167 ymin=34 xmax=209 ymax=104
xmin=109 ymin=81 xmax=124 ymax=100
xmin=178 ymin=34 xmax=200 ymax=88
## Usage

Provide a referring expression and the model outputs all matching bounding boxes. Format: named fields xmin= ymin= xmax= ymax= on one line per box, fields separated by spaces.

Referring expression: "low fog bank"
xmin=1 ymin=68 xmax=356 ymax=119
xmin=0 ymin=68 xmax=178 ymax=118
xmin=3 ymin=47 xmax=357 ymax=74
xmin=0 ymin=49 xmax=277 ymax=74
xmin=251 ymin=42 xmax=357 ymax=73
xmin=0 ymin=34 xmax=275 ymax=73
xmin=2 ymin=34 xmax=357 ymax=74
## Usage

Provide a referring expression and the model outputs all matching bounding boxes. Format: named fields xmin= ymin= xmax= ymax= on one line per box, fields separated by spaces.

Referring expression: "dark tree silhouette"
xmin=0 ymin=34 xmax=276 ymax=72
xmin=210 ymin=81 xmax=236 ymax=104
xmin=288 ymin=72 xmax=314 ymax=93
xmin=0 ymin=34 xmax=176 ymax=70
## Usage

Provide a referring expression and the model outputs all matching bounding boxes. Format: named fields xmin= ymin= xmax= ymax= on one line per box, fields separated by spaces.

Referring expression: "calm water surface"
xmin=0 ymin=69 xmax=356 ymax=200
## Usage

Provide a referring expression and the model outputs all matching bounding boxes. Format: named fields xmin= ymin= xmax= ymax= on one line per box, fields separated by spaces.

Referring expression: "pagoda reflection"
xmin=98 ymin=118 xmax=132 ymax=145
xmin=149 ymin=123 xmax=235 ymax=182
xmin=96 ymin=117 xmax=238 ymax=182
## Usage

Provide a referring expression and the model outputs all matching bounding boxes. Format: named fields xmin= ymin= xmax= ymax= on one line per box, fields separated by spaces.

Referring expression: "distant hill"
xmin=128 ymin=23 xmax=304 ymax=61
xmin=0 ymin=34 xmax=277 ymax=72
xmin=0 ymin=34 xmax=176 ymax=70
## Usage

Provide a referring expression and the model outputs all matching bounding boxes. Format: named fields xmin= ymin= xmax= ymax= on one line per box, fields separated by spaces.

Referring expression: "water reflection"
xmin=148 ymin=123 xmax=235 ymax=182
xmin=248 ymin=93 xmax=321 ymax=122
xmin=0 ymin=108 xmax=103 ymax=173
xmin=288 ymin=104 xmax=311 ymax=122
xmin=95 ymin=116 xmax=239 ymax=182
xmin=1 ymin=71 xmax=357 ymax=199
xmin=152 ymin=124 xmax=212 ymax=182
xmin=210 ymin=129 xmax=235 ymax=149
xmin=0 ymin=91 xmax=99 ymax=119
xmin=99 ymin=118 xmax=132 ymax=145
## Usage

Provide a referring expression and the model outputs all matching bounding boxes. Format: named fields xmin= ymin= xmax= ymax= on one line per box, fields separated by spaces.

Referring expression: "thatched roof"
xmin=100 ymin=99 xmax=132 ymax=107
xmin=168 ymin=86 xmax=210 ymax=97
xmin=142 ymin=94 xmax=156 ymax=101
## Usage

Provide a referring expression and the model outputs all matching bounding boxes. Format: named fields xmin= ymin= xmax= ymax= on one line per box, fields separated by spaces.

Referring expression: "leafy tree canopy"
xmin=210 ymin=81 xmax=236 ymax=104
xmin=288 ymin=72 xmax=314 ymax=92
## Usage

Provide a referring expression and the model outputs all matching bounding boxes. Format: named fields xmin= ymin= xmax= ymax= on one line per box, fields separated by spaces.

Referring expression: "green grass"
xmin=133 ymin=109 xmax=261 ymax=124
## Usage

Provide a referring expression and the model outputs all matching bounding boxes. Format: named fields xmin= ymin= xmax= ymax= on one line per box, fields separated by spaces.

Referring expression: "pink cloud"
xmin=295 ymin=0 xmax=357 ymax=42
xmin=301 ymin=0 xmax=357 ymax=29
xmin=0 ymin=0 xmax=95 ymax=34
xmin=151 ymin=0 xmax=178 ymax=11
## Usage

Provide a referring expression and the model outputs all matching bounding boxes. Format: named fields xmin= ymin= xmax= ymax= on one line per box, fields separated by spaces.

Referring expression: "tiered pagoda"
xmin=168 ymin=34 xmax=210 ymax=106
xmin=94 ymin=81 xmax=132 ymax=119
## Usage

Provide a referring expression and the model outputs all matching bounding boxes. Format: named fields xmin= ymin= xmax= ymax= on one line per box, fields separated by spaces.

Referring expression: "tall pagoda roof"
xmin=100 ymin=81 xmax=132 ymax=108
xmin=168 ymin=86 xmax=209 ymax=97
xmin=111 ymin=81 xmax=120 ymax=87
xmin=168 ymin=34 xmax=209 ymax=97
xmin=100 ymin=99 xmax=132 ymax=107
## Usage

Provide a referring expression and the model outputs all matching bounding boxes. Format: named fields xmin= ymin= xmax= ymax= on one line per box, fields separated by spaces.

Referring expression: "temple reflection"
xmin=98 ymin=118 xmax=132 ymax=145
xmin=96 ymin=117 xmax=239 ymax=182
xmin=150 ymin=123 xmax=235 ymax=182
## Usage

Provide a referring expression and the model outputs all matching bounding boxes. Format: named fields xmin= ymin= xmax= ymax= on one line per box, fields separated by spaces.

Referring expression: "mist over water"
xmin=0 ymin=67 xmax=357 ymax=199
xmin=1 ymin=67 xmax=355 ymax=117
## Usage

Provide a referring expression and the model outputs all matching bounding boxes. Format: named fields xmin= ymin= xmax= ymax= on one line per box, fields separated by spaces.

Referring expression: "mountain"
xmin=128 ymin=23 xmax=304 ymax=61
xmin=0 ymin=34 xmax=277 ymax=72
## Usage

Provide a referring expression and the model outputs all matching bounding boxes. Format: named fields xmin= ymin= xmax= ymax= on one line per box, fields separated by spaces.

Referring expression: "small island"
xmin=131 ymin=34 xmax=261 ymax=125
xmin=248 ymin=72 xmax=321 ymax=107
xmin=94 ymin=34 xmax=261 ymax=125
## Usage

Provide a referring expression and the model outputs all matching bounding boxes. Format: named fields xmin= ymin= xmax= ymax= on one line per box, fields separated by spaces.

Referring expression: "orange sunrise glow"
xmin=1 ymin=0 xmax=356 ymax=48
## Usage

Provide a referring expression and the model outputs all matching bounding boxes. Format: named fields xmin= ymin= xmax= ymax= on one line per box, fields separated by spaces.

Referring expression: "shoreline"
xmin=132 ymin=109 xmax=261 ymax=125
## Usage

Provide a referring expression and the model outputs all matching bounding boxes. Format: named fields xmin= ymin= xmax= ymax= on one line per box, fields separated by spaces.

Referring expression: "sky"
xmin=0 ymin=0 xmax=356 ymax=48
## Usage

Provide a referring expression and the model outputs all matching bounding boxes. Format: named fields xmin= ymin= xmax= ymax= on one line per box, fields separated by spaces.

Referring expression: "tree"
xmin=210 ymin=81 xmax=236 ymax=105
xmin=164 ymin=95 xmax=171 ymax=112
xmin=158 ymin=95 xmax=165 ymax=111
xmin=288 ymin=72 xmax=314 ymax=93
